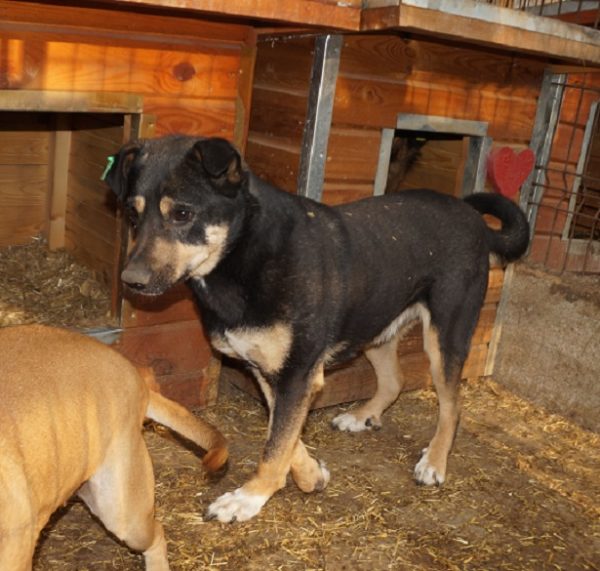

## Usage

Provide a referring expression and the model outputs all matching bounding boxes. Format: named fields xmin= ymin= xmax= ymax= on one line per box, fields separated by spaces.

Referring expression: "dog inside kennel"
xmin=2 ymin=2 xmax=600 ymax=570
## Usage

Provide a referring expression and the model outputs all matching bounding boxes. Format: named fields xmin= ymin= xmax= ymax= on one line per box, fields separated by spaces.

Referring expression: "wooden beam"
xmin=47 ymin=116 xmax=71 ymax=250
xmin=0 ymin=90 xmax=143 ymax=114
xmin=362 ymin=0 xmax=600 ymax=65
xmin=102 ymin=0 xmax=361 ymax=30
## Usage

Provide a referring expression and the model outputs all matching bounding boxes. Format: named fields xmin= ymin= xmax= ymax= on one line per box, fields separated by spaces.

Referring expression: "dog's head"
xmin=106 ymin=135 xmax=248 ymax=295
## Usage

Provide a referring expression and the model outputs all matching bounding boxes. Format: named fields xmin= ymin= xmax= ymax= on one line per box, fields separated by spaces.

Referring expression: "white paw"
xmin=413 ymin=448 xmax=445 ymax=486
xmin=206 ymin=488 xmax=268 ymax=523
xmin=331 ymin=412 xmax=377 ymax=432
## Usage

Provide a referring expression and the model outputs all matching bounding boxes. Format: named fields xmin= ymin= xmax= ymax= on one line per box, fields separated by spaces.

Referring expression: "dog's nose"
xmin=121 ymin=266 xmax=152 ymax=291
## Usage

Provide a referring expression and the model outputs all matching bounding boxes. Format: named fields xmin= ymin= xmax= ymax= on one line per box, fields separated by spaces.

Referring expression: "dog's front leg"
xmin=206 ymin=363 xmax=328 ymax=523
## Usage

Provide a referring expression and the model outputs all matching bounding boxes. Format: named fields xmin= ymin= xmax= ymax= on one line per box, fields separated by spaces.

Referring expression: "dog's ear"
xmin=104 ymin=141 xmax=141 ymax=201
xmin=191 ymin=138 xmax=245 ymax=193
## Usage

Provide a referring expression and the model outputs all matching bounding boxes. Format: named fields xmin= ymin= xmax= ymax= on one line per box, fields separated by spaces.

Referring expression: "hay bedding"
xmin=3 ymin=242 xmax=598 ymax=570
xmin=33 ymin=377 xmax=599 ymax=571
xmin=0 ymin=238 xmax=112 ymax=328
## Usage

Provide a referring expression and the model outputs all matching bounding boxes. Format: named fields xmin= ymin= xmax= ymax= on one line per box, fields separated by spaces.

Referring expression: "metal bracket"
xmin=520 ymin=70 xmax=567 ymax=241
xmin=297 ymin=35 xmax=343 ymax=202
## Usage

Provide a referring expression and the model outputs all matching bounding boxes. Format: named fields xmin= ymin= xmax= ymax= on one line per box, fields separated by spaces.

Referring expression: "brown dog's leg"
xmin=0 ymin=531 xmax=36 ymax=571
xmin=207 ymin=363 xmax=328 ymax=522
xmin=332 ymin=334 xmax=403 ymax=431
xmin=78 ymin=432 xmax=169 ymax=570
xmin=414 ymin=325 xmax=461 ymax=486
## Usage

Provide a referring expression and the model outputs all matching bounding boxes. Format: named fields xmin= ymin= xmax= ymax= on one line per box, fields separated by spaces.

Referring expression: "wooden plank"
xmin=234 ymin=39 xmax=257 ymax=151
xmin=47 ymin=120 xmax=71 ymax=250
xmin=340 ymin=35 xmax=546 ymax=99
xmin=245 ymin=137 xmax=301 ymax=192
xmin=248 ymin=86 xmax=309 ymax=143
xmin=0 ymin=0 xmax=253 ymax=47
xmin=324 ymin=128 xmax=382 ymax=184
xmin=361 ymin=2 xmax=600 ymax=65
xmin=0 ymin=129 xmax=49 ymax=164
xmin=115 ymin=319 xmax=220 ymax=407
xmin=144 ymin=96 xmax=237 ymax=137
xmin=0 ymin=90 xmax=142 ymax=114
xmin=121 ymin=283 xmax=200 ymax=328
xmin=100 ymin=0 xmax=361 ymax=31
xmin=253 ymin=36 xmax=315 ymax=95
xmin=398 ymin=138 xmax=464 ymax=196
xmin=0 ymin=164 xmax=48 ymax=246
xmin=322 ymin=182 xmax=375 ymax=205
xmin=30 ymin=44 xmax=240 ymax=100
xmin=333 ymin=75 xmax=537 ymax=142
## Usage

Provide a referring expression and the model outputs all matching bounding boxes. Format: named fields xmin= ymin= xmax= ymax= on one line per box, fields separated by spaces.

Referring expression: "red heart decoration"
xmin=486 ymin=147 xmax=535 ymax=199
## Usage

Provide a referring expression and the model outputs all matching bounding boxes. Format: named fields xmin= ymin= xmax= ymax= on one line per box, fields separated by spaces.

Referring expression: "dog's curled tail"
xmin=146 ymin=391 xmax=229 ymax=473
xmin=464 ymin=192 xmax=530 ymax=262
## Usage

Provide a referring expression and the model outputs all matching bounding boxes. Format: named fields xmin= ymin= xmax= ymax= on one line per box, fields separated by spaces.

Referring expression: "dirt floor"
xmin=34 ymin=375 xmax=600 ymax=571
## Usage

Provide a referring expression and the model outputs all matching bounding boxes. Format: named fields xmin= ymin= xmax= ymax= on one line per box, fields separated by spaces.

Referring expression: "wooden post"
xmin=47 ymin=114 xmax=71 ymax=250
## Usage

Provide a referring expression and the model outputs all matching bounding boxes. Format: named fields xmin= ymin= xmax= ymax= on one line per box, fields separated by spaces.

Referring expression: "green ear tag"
xmin=100 ymin=155 xmax=116 ymax=181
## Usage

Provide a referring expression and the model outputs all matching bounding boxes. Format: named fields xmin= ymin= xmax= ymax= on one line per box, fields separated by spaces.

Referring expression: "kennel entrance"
xmin=0 ymin=90 xmax=151 ymax=328
xmin=374 ymin=114 xmax=490 ymax=198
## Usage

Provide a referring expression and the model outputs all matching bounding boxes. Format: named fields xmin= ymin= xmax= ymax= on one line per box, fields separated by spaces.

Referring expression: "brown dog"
xmin=0 ymin=324 xmax=227 ymax=571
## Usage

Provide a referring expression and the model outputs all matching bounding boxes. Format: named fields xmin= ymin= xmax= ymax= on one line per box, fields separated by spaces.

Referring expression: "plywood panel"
xmin=324 ymin=128 xmax=382 ymax=184
xmin=65 ymin=114 xmax=123 ymax=285
xmin=333 ymin=75 xmax=537 ymax=142
xmin=144 ymin=96 xmax=237 ymax=137
xmin=396 ymin=138 xmax=464 ymax=196
xmin=245 ymin=136 xmax=301 ymax=192
xmin=0 ymin=130 xmax=49 ymax=164
xmin=0 ymin=165 xmax=48 ymax=246
xmin=0 ymin=116 xmax=51 ymax=246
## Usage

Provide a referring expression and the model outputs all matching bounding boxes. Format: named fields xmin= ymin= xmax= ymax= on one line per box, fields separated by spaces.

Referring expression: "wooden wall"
xmin=244 ymin=33 xmax=548 ymax=401
xmin=323 ymin=35 xmax=546 ymax=203
xmin=245 ymin=36 xmax=315 ymax=191
xmin=0 ymin=0 xmax=255 ymax=407
xmin=65 ymin=115 xmax=124 ymax=287
xmin=0 ymin=1 xmax=252 ymax=142
xmin=0 ymin=113 xmax=50 ymax=247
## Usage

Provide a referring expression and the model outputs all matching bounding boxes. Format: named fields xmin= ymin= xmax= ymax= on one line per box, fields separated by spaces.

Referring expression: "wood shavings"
xmin=0 ymin=238 xmax=113 ymax=328
xmin=31 ymin=377 xmax=600 ymax=570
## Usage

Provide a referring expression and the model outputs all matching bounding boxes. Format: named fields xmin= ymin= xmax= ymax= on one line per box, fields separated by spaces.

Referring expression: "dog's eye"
xmin=172 ymin=208 xmax=193 ymax=223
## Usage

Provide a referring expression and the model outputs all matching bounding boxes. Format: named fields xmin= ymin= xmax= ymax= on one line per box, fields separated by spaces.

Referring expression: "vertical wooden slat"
xmin=47 ymin=114 xmax=71 ymax=250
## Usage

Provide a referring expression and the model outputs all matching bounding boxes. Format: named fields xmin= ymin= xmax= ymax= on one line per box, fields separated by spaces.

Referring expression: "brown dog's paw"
xmin=203 ymin=446 xmax=229 ymax=476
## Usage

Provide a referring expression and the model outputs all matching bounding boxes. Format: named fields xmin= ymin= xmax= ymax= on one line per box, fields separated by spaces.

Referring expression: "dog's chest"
xmin=210 ymin=323 xmax=292 ymax=375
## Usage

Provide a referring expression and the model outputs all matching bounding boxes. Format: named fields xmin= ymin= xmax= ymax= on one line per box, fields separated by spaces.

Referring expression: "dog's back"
xmin=0 ymin=324 xmax=227 ymax=570
xmin=0 ymin=325 xmax=147 ymax=560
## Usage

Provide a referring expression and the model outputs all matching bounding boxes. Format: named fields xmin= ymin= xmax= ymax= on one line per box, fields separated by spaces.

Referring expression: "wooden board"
xmin=0 ymin=114 xmax=51 ymax=247
xmin=115 ymin=319 xmax=220 ymax=408
xmin=65 ymin=114 xmax=123 ymax=286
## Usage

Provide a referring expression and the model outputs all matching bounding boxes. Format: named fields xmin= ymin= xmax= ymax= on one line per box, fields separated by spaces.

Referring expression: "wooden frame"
xmin=373 ymin=114 xmax=490 ymax=197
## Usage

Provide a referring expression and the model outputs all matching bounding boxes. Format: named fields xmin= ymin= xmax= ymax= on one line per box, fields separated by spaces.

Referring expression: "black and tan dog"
xmin=106 ymin=135 xmax=529 ymax=523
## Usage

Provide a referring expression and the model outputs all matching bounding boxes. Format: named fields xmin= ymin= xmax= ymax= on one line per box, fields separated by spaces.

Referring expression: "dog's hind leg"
xmin=332 ymin=334 xmax=404 ymax=432
xmin=414 ymin=279 xmax=485 ymax=486
xmin=207 ymin=362 xmax=328 ymax=523
xmin=78 ymin=432 xmax=169 ymax=571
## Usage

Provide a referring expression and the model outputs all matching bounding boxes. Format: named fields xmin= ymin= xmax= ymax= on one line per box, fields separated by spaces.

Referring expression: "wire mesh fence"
xmin=525 ymin=71 xmax=600 ymax=274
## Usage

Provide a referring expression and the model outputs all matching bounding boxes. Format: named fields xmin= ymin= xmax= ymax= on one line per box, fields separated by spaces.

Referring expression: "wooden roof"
xmin=16 ymin=0 xmax=600 ymax=64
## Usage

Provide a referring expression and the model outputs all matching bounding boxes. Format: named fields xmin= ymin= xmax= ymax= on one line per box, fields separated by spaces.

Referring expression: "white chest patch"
xmin=211 ymin=322 xmax=293 ymax=375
